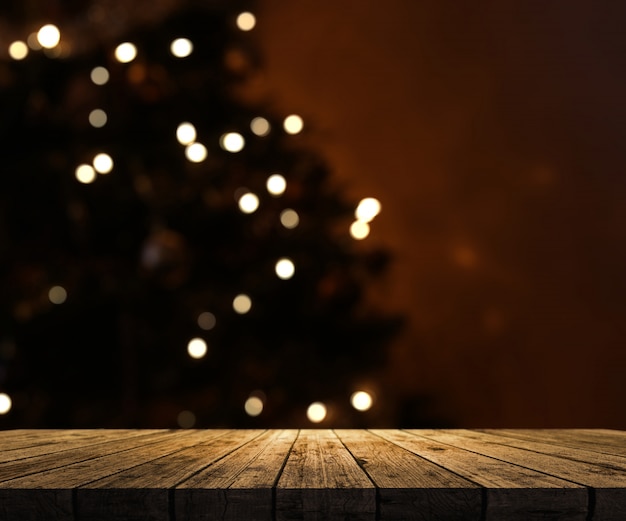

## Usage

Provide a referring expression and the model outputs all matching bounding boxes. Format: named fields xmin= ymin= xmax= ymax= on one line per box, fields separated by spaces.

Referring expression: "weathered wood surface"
xmin=0 ymin=429 xmax=625 ymax=520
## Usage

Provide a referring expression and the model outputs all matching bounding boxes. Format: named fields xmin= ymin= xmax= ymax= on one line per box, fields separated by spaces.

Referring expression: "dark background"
xmin=252 ymin=1 xmax=626 ymax=428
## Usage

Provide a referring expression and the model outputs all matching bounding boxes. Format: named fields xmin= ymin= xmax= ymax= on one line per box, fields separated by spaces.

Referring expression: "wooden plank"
xmin=0 ymin=429 xmax=164 ymax=464
xmin=0 ymin=429 xmax=106 ymax=452
xmin=176 ymin=429 xmax=297 ymax=521
xmin=0 ymin=430 xmax=170 ymax=482
xmin=479 ymin=429 xmax=626 ymax=457
xmin=276 ymin=429 xmax=376 ymax=521
xmin=371 ymin=429 xmax=587 ymax=521
xmin=336 ymin=429 xmax=481 ymax=521
xmin=0 ymin=430 xmax=228 ymax=521
xmin=76 ymin=429 xmax=264 ymax=521
xmin=408 ymin=429 xmax=626 ymax=521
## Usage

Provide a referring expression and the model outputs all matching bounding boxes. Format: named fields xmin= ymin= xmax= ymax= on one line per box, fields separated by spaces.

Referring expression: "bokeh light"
xmin=219 ymin=132 xmax=245 ymax=153
xmin=280 ymin=209 xmax=299 ymax=229
xmin=355 ymin=197 xmax=381 ymax=222
xmin=37 ymin=24 xmax=60 ymax=49
xmin=89 ymin=109 xmax=107 ymax=128
xmin=75 ymin=164 xmax=96 ymax=184
xmin=244 ymin=396 xmax=263 ymax=417
xmin=177 ymin=410 xmax=196 ymax=428
xmin=93 ymin=153 xmax=113 ymax=174
xmin=275 ymin=258 xmax=295 ymax=280
xmin=187 ymin=337 xmax=208 ymax=359
xmin=114 ymin=42 xmax=137 ymax=63
xmin=238 ymin=192 xmax=259 ymax=214
xmin=90 ymin=66 xmax=110 ymax=85
xmin=185 ymin=142 xmax=207 ymax=162
xmin=27 ymin=33 xmax=42 ymax=51
xmin=170 ymin=38 xmax=193 ymax=58
xmin=197 ymin=311 xmax=216 ymax=331
xmin=266 ymin=174 xmax=286 ymax=196
xmin=350 ymin=391 xmax=373 ymax=411
xmin=176 ymin=122 xmax=196 ymax=145
xmin=250 ymin=117 xmax=270 ymax=136
xmin=350 ymin=220 xmax=370 ymax=240
xmin=8 ymin=41 xmax=28 ymax=60
xmin=306 ymin=402 xmax=327 ymax=423
xmin=0 ymin=393 xmax=11 ymax=415
xmin=48 ymin=286 xmax=67 ymax=305
xmin=283 ymin=114 xmax=304 ymax=135
xmin=233 ymin=294 xmax=252 ymax=314
xmin=236 ymin=12 xmax=256 ymax=31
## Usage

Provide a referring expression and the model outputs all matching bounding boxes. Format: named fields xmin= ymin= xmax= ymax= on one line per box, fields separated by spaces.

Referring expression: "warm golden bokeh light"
xmin=266 ymin=173 xmax=286 ymax=196
xmin=275 ymin=258 xmax=295 ymax=280
xmin=90 ymin=66 xmax=110 ymax=85
xmin=219 ymin=132 xmax=245 ymax=152
xmin=8 ymin=41 xmax=28 ymax=60
xmin=350 ymin=391 xmax=373 ymax=411
xmin=37 ymin=24 xmax=60 ymax=49
xmin=48 ymin=285 xmax=67 ymax=305
xmin=244 ymin=396 xmax=263 ymax=416
xmin=176 ymin=122 xmax=196 ymax=145
xmin=250 ymin=117 xmax=270 ymax=136
xmin=185 ymin=142 xmax=207 ymax=162
xmin=236 ymin=12 xmax=256 ymax=31
xmin=355 ymin=197 xmax=381 ymax=222
xmin=88 ymin=109 xmax=107 ymax=128
xmin=233 ymin=294 xmax=252 ymax=314
xmin=0 ymin=393 xmax=11 ymax=415
xmin=280 ymin=209 xmax=299 ymax=229
xmin=170 ymin=38 xmax=193 ymax=58
xmin=238 ymin=192 xmax=259 ymax=214
xmin=75 ymin=164 xmax=96 ymax=184
xmin=283 ymin=114 xmax=304 ymax=135
xmin=177 ymin=410 xmax=196 ymax=428
xmin=93 ymin=153 xmax=113 ymax=174
xmin=306 ymin=402 xmax=327 ymax=423
xmin=114 ymin=42 xmax=137 ymax=63
xmin=350 ymin=220 xmax=370 ymax=240
xmin=197 ymin=311 xmax=216 ymax=330
xmin=187 ymin=337 xmax=208 ymax=359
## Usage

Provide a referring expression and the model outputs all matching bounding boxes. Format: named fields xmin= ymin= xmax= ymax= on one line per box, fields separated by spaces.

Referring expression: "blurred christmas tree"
xmin=0 ymin=0 xmax=403 ymax=428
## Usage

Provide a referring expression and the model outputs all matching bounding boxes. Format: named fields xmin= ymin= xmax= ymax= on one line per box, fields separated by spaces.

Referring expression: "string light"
xmin=37 ymin=24 xmax=61 ymax=49
xmin=236 ymin=12 xmax=256 ymax=31
xmin=250 ymin=117 xmax=270 ymax=136
xmin=350 ymin=220 xmax=370 ymax=240
xmin=283 ymin=115 xmax=304 ymax=135
xmin=93 ymin=153 xmax=113 ymax=174
xmin=48 ymin=286 xmax=67 ymax=304
xmin=185 ymin=142 xmax=207 ymax=162
xmin=176 ymin=122 xmax=196 ymax=145
xmin=350 ymin=391 xmax=373 ymax=411
xmin=8 ymin=41 xmax=28 ymax=60
xmin=197 ymin=312 xmax=216 ymax=330
xmin=244 ymin=396 xmax=263 ymax=416
xmin=266 ymin=174 xmax=286 ymax=196
xmin=90 ymin=66 xmax=110 ymax=85
xmin=170 ymin=38 xmax=193 ymax=58
xmin=114 ymin=42 xmax=137 ymax=63
xmin=187 ymin=337 xmax=208 ymax=359
xmin=355 ymin=197 xmax=381 ymax=222
xmin=0 ymin=393 xmax=11 ymax=415
xmin=275 ymin=258 xmax=295 ymax=280
xmin=280 ymin=209 xmax=299 ymax=229
xmin=238 ymin=192 xmax=259 ymax=214
xmin=89 ymin=109 xmax=107 ymax=128
xmin=233 ymin=294 xmax=252 ymax=314
xmin=75 ymin=164 xmax=96 ymax=184
xmin=219 ymin=132 xmax=245 ymax=153
xmin=306 ymin=402 xmax=327 ymax=423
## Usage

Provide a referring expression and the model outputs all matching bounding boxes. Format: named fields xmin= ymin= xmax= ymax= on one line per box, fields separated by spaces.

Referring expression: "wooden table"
xmin=0 ymin=429 xmax=625 ymax=520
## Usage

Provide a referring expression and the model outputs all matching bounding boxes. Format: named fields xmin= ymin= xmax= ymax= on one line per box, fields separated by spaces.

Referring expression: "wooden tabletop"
xmin=0 ymin=429 xmax=624 ymax=520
